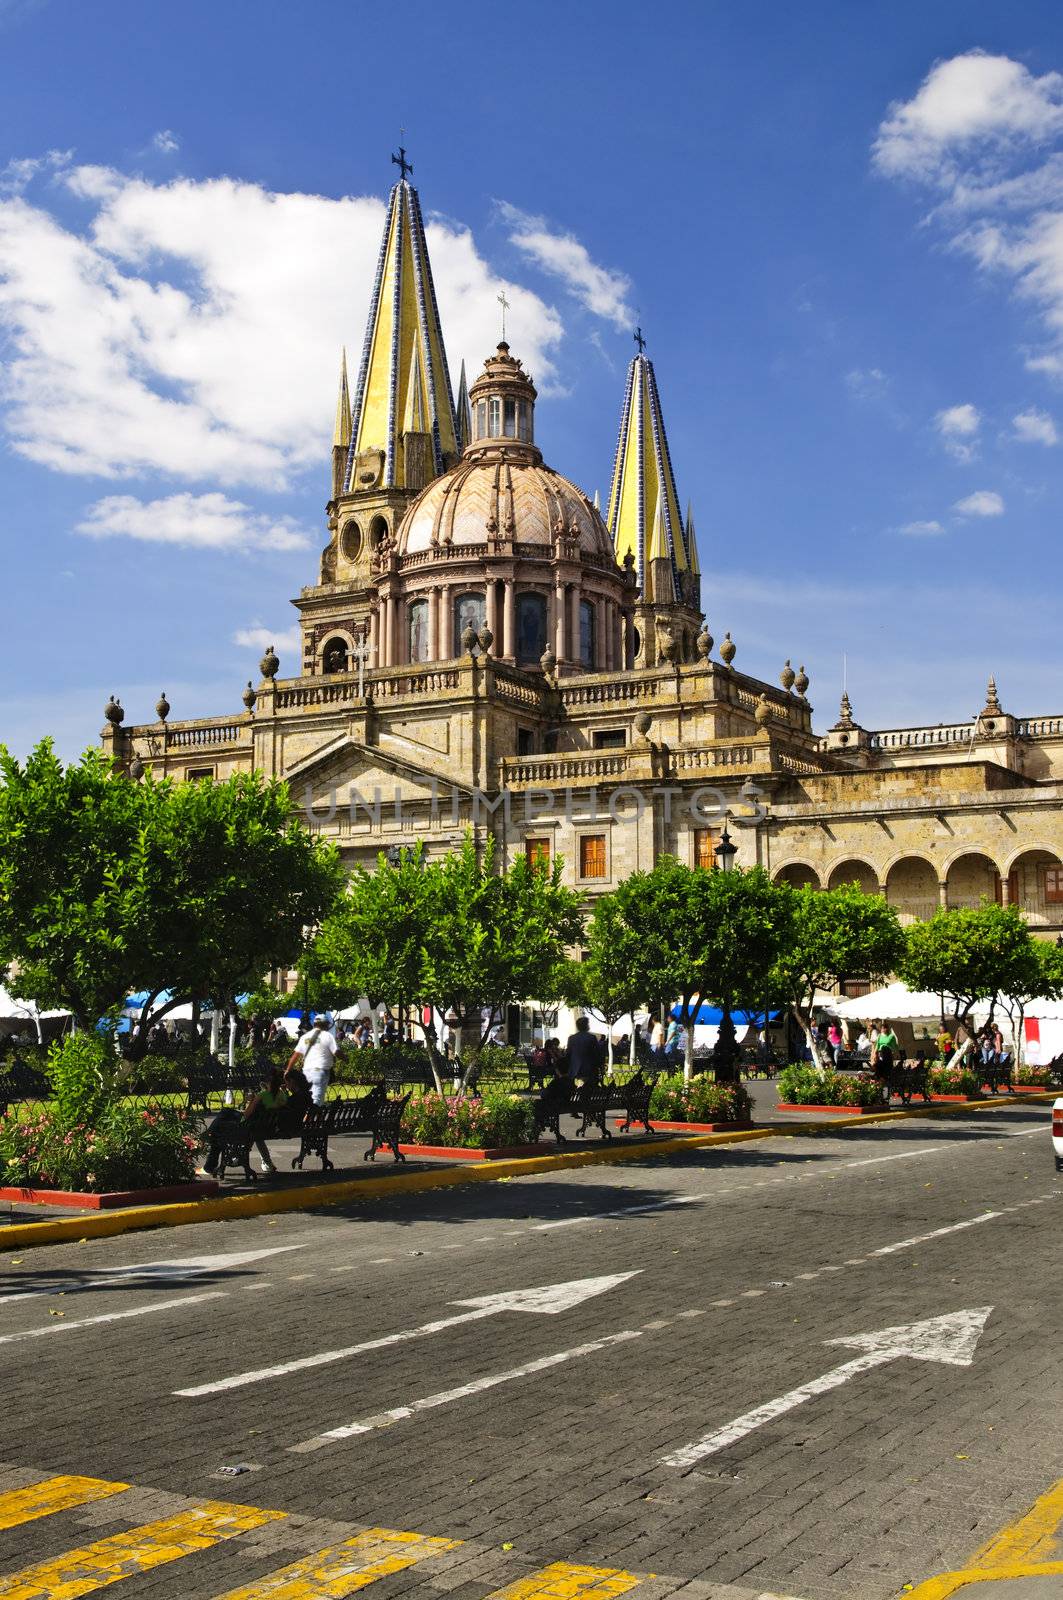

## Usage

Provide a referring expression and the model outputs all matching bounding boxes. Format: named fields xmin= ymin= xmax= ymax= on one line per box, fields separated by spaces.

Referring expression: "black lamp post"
xmin=714 ymin=818 xmax=739 ymax=1078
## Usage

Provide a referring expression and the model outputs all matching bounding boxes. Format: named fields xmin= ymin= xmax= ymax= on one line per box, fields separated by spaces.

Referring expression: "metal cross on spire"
xmin=634 ymin=326 xmax=647 ymax=355
xmin=497 ymin=291 xmax=510 ymax=342
xmin=392 ymin=146 xmax=413 ymax=181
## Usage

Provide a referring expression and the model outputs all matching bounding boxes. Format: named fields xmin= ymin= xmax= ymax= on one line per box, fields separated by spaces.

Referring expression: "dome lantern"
xmin=467 ymin=343 xmax=538 ymax=458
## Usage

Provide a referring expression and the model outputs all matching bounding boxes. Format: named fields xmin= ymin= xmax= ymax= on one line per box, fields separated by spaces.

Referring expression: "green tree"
xmin=975 ymin=930 xmax=1063 ymax=1070
xmin=603 ymin=859 xmax=792 ymax=1082
xmin=306 ymin=834 xmax=583 ymax=1090
xmin=772 ymin=884 xmax=905 ymax=1068
xmin=0 ymin=742 xmax=342 ymax=1043
xmin=900 ymin=904 xmax=1036 ymax=1044
xmin=582 ymin=894 xmax=649 ymax=1073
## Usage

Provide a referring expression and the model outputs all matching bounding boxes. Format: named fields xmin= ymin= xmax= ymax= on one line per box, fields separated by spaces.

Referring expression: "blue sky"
xmin=2 ymin=0 xmax=1063 ymax=756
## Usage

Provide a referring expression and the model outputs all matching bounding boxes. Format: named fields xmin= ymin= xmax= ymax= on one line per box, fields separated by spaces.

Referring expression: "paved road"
xmin=0 ymin=1100 xmax=1060 ymax=1600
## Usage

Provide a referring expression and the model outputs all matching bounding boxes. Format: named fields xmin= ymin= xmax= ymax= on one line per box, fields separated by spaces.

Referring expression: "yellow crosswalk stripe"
xmin=0 ymin=1498 xmax=284 ymax=1600
xmin=210 ymin=1526 xmax=461 ymax=1598
xmin=0 ymin=1478 xmax=129 ymax=1533
xmin=484 ymin=1561 xmax=642 ymax=1600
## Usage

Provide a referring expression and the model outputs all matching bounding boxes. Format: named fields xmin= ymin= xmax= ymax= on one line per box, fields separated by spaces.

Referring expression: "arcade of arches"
xmin=773 ymin=848 xmax=1063 ymax=930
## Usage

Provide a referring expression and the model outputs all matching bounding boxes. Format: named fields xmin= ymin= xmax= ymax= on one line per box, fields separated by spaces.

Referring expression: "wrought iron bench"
xmin=0 ymin=1058 xmax=51 ymax=1112
xmin=534 ymin=1072 xmax=657 ymax=1142
xmin=293 ymin=1084 xmax=386 ymax=1169
xmin=981 ymin=1055 xmax=1014 ymax=1094
xmin=878 ymin=1061 xmax=932 ymax=1107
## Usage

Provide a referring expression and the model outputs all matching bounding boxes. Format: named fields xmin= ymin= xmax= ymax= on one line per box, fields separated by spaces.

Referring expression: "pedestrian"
xmin=855 ymin=1028 xmax=872 ymax=1060
xmin=287 ymin=1017 xmax=338 ymax=1105
xmin=875 ymin=1019 xmax=899 ymax=1070
xmin=566 ymin=1017 xmax=602 ymax=1086
xmin=664 ymin=1015 xmax=679 ymax=1062
xmin=649 ymin=1015 xmax=667 ymax=1069
xmin=827 ymin=1021 xmax=843 ymax=1064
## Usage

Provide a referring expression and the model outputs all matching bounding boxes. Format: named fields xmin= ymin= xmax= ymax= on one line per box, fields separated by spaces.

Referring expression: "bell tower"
xmin=298 ymin=151 xmax=460 ymax=678
xmin=606 ymin=330 xmax=702 ymax=667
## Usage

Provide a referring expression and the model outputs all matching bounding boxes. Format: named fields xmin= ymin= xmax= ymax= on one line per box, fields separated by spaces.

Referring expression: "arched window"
xmin=408 ymin=600 xmax=429 ymax=663
xmin=322 ymin=636 xmax=349 ymax=674
xmin=453 ymin=591 xmax=485 ymax=647
xmin=369 ymin=515 xmax=388 ymax=550
xmin=579 ymin=600 xmax=595 ymax=670
xmin=516 ymin=593 xmax=547 ymax=664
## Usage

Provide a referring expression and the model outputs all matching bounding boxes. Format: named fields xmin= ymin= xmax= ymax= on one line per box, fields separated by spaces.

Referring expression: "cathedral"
xmin=106 ymin=160 xmax=1063 ymax=946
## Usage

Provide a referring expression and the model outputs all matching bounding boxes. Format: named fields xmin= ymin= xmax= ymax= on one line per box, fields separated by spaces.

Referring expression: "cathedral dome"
xmin=396 ymin=344 xmax=614 ymax=562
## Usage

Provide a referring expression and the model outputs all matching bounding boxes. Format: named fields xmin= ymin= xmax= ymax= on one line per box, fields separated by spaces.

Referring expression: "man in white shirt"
xmin=288 ymin=1019 xmax=338 ymax=1105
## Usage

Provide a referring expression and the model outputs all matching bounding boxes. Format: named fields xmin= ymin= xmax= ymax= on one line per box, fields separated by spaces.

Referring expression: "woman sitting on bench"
xmin=197 ymin=1064 xmax=289 ymax=1177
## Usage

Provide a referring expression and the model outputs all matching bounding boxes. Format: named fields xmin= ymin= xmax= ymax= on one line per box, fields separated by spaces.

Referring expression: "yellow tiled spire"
xmin=606 ymin=337 xmax=688 ymax=592
xmin=332 ymin=348 xmax=351 ymax=450
xmin=686 ymin=502 xmax=700 ymax=576
xmin=402 ymin=339 xmax=428 ymax=433
xmin=344 ymin=167 xmax=458 ymax=491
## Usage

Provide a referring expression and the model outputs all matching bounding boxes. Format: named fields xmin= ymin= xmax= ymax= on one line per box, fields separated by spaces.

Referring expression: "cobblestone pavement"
xmin=0 ymin=1099 xmax=1059 ymax=1599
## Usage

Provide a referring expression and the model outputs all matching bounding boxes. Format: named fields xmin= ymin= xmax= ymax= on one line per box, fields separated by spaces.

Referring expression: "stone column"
xmin=938 ymin=879 xmax=949 ymax=909
xmin=503 ymin=580 xmax=516 ymax=661
xmin=999 ymin=874 xmax=1012 ymax=905
xmin=440 ymin=586 xmax=453 ymax=659
xmin=368 ymin=607 xmax=379 ymax=669
xmin=428 ymin=588 xmax=439 ymax=660
xmin=595 ymin=596 xmax=606 ymax=670
xmin=554 ymin=580 xmax=565 ymax=661
xmin=486 ymin=579 xmax=499 ymax=649
xmin=377 ymin=594 xmax=388 ymax=667
xmin=395 ymin=597 xmax=406 ymax=665
xmin=570 ymin=584 xmax=581 ymax=669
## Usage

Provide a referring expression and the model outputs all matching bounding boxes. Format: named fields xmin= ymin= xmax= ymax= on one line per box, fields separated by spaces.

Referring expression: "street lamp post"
xmin=714 ymin=818 xmax=739 ymax=1081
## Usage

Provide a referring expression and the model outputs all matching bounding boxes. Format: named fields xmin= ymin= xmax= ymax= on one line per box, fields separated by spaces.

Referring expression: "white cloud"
xmin=151 ymin=130 xmax=179 ymax=155
xmin=898 ymin=519 xmax=944 ymax=536
xmin=75 ymin=492 xmax=311 ymax=551
xmin=0 ymin=164 xmax=564 ymax=490
xmin=935 ymin=401 xmax=981 ymax=460
xmin=874 ymin=51 xmax=1063 ymax=181
xmin=953 ymin=489 xmax=1005 ymax=516
xmin=874 ymin=53 xmax=1063 ymax=379
xmin=845 ymin=366 xmax=887 ymax=400
xmin=233 ymin=622 xmax=301 ymax=653
xmin=1013 ymin=405 xmax=1058 ymax=443
xmin=497 ymin=201 xmax=633 ymax=330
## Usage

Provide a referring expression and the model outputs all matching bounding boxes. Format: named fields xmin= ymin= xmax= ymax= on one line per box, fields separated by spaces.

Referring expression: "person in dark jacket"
xmin=566 ymin=1017 xmax=602 ymax=1086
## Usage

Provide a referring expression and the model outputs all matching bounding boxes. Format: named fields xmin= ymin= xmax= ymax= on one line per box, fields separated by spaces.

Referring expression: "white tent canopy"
xmin=0 ymin=985 xmax=70 ymax=1023
xmin=830 ymin=983 xmax=994 ymax=1025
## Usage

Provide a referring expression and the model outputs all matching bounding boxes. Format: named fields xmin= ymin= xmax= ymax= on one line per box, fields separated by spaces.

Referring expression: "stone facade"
xmin=105 ymin=170 xmax=1063 ymax=943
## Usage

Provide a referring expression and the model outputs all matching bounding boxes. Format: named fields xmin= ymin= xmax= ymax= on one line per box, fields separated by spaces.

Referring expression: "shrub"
xmin=400 ymin=1089 xmax=537 ymax=1149
xmin=0 ymin=1101 xmax=198 ymax=1193
xmin=777 ymin=1065 xmax=882 ymax=1107
xmin=1011 ymin=1064 xmax=1058 ymax=1088
xmin=649 ymin=1073 xmax=752 ymax=1123
xmin=927 ymin=1063 xmax=982 ymax=1099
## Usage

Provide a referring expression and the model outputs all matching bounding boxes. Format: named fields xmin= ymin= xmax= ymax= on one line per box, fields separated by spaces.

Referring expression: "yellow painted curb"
xmin=906 ymin=1469 xmax=1063 ymax=1593
xmin=0 ymin=1093 xmax=1051 ymax=1252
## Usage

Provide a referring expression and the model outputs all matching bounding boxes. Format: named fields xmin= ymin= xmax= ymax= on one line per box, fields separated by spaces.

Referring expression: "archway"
xmin=1005 ymin=848 xmax=1063 ymax=928
xmin=321 ymin=636 xmax=350 ymax=675
xmin=945 ymin=852 xmax=998 ymax=912
xmin=885 ymin=857 xmax=939 ymax=925
xmin=368 ymin=514 xmax=388 ymax=551
xmin=774 ymin=863 xmax=821 ymax=890
xmin=827 ymin=859 xmax=879 ymax=896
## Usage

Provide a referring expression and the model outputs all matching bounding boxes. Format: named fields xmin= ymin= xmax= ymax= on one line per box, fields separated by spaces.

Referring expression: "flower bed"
xmin=0 ymin=1101 xmax=199 ymax=1193
xmin=399 ymin=1088 xmax=537 ymax=1150
xmin=647 ymin=1074 xmax=753 ymax=1125
xmin=776 ymin=1065 xmax=883 ymax=1109
xmin=927 ymin=1064 xmax=983 ymax=1100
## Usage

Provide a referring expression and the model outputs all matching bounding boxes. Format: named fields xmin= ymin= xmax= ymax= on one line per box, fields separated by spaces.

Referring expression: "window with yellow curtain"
xmin=694 ymin=829 xmax=716 ymax=871
xmin=579 ymin=834 xmax=606 ymax=879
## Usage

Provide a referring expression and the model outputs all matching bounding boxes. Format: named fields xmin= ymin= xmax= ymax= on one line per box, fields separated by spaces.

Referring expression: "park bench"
xmin=981 ymin=1054 xmax=1014 ymax=1094
xmin=0 ymin=1058 xmax=51 ymax=1111
xmin=534 ymin=1072 xmax=657 ymax=1143
xmin=877 ymin=1061 xmax=932 ymax=1107
xmin=185 ymin=1061 xmax=261 ymax=1114
xmin=208 ymin=1084 xmax=410 ymax=1180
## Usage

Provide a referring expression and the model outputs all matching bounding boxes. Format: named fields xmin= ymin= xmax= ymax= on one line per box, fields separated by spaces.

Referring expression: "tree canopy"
xmin=900 ymin=904 xmax=1035 ymax=1028
xmin=0 ymin=741 xmax=342 ymax=1038
xmin=305 ymin=833 xmax=583 ymax=1088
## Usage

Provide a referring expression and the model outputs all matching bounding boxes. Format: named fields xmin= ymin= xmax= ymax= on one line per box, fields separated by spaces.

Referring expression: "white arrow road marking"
xmin=174 ymin=1271 xmax=641 ymax=1398
xmin=0 ymin=1246 xmax=303 ymax=1307
xmin=0 ymin=1292 xmax=228 ymax=1347
xmin=661 ymin=1307 xmax=993 ymax=1469
xmin=289 ymin=1329 xmax=643 ymax=1453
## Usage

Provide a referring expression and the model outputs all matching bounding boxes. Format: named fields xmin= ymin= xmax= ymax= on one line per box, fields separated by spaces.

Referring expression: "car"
xmin=1054 ymin=1097 xmax=1063 ymax=1173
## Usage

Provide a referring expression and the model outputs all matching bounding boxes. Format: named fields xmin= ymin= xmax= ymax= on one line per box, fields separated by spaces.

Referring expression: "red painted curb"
xmin=395 ymin=1142 xmax=548 ymax=1161
xmin=610 ymin=1118 xmax=753 ymax=1133
xmin=776 ymin=1102 xmax=877 ymax=1115
xmin=0 ymin=1180 xmax=220 ymax=1209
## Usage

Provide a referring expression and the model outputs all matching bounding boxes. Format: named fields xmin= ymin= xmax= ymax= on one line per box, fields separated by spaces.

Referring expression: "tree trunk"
xmin=684 ymin=1025 xmax=695 ymax=1086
